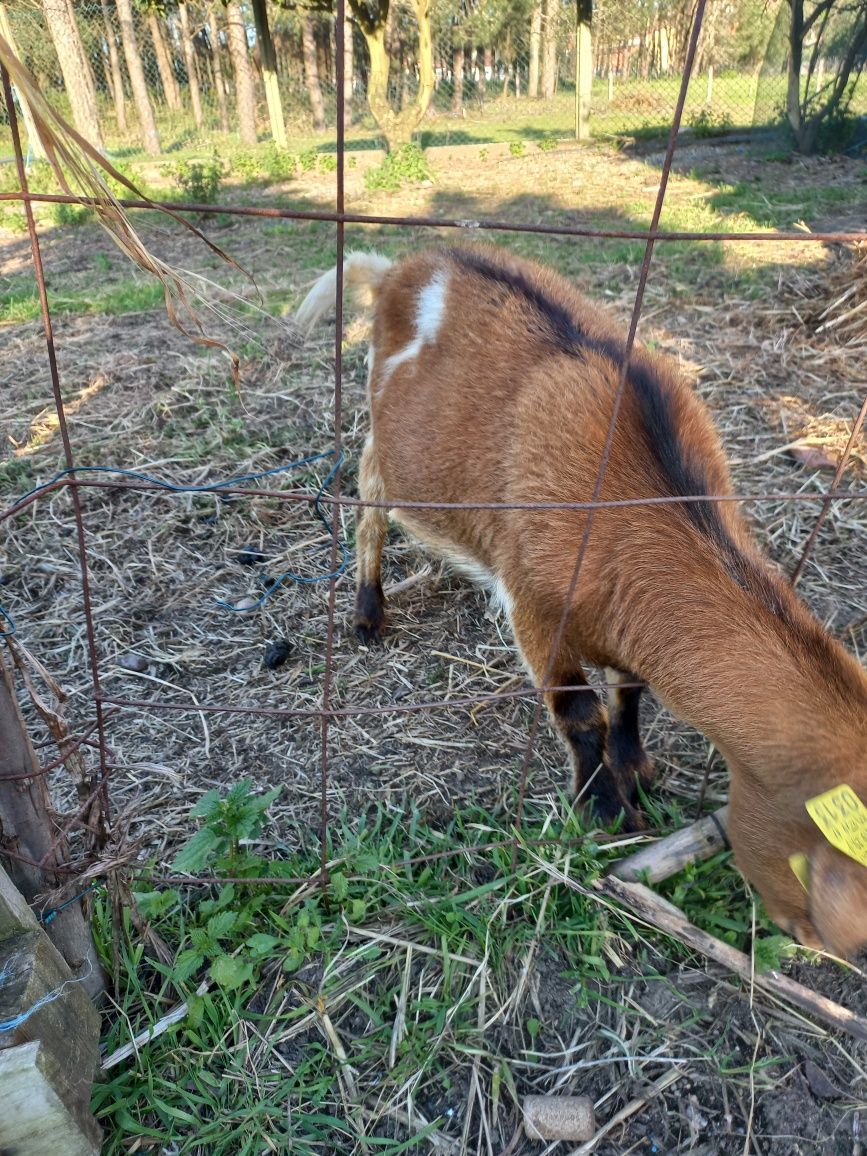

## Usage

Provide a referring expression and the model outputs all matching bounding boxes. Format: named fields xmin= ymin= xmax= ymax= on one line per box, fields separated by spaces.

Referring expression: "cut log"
xmin=0 ymin=1039 xmax=101 ymax=1155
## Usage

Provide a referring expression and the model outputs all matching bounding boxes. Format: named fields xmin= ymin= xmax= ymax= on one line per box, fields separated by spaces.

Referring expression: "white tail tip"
xmin=294 ymin=252 xmax=393 ymax=339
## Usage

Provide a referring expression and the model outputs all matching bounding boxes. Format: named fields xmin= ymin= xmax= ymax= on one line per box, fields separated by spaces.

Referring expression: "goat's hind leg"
xmin=354 ymin=437 xmax=389 ymax=645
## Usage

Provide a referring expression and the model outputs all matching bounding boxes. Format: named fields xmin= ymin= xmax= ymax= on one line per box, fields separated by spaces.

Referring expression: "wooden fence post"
xmin=0 ymin=862 xmax=103 ymax=1155
xmin=0 ymin=647 xmax=105 ymax=999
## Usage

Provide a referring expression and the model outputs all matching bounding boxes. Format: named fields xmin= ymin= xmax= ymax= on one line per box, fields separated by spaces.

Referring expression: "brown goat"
xmin=296 ymin=243 xmax=867 ymax=956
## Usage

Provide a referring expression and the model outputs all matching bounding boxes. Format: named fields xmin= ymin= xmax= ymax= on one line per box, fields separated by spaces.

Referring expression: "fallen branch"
xmin=595 ymin=875 xmax=867 ymax=1043
xmin=610 ymin=806 xmax=729 ymax=883
xmin=531 ymin=850 xmax=867 ymax=1044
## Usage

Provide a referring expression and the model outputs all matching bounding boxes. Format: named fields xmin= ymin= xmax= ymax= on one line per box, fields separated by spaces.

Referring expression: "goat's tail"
xmin=294 ymin=252 xmax=393 ymax=338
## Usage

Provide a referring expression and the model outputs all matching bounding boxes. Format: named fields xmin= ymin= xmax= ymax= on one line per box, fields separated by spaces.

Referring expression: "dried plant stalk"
xmin=0 ymin=33 xmax=244 ymax=382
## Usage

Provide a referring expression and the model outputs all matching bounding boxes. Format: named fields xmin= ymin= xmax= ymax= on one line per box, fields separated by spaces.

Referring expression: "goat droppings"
xmin=264 ymin=640 xmax=292 ymax=669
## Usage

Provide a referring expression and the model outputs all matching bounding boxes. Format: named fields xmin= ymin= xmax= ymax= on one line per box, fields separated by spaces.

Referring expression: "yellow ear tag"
xmin=805 ymin=784 xmax=867 ymax=867
xmin=789 ymin=852 xmax=809 ymax=891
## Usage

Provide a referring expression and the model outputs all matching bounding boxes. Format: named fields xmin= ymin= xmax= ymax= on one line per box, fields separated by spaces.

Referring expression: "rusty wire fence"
xmin=0 ymin=0 xmax=866 ymax=912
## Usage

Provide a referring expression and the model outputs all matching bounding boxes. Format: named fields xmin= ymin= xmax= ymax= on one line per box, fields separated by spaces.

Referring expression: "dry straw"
xmin=0 ymin=32 xmax=243 ymax=383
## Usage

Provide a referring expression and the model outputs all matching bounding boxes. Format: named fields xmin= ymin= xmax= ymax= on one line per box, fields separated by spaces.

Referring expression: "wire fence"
xmin=4 ymin=0 xmax=864 ymax=167
xmin=1 ymin=0 xmax=867 ymax=1144
xmin=0 ymin=0 xmax=865 ymax=902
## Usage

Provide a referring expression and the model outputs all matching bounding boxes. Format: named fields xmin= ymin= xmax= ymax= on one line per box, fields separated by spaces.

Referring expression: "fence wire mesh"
xmin=0 ymin=0 xmax=867 ymax=1145
xmin=0 ymin=0 xmax=864 ymax=879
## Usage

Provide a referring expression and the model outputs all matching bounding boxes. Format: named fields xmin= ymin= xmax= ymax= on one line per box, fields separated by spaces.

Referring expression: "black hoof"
xmin=355 ymin=619 xmax=385 ymax=646
xmin=354 ymin=581 xmax=385 ymax=646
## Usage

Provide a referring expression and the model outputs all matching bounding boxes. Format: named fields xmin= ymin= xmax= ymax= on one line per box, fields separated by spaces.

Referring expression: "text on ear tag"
xmin=789 ymin=852 xmax=809 ymax=891
xmin=805 ymin=784 xmax=867 ymax=867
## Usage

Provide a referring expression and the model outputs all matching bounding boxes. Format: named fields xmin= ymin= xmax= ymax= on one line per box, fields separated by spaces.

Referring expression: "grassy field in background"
xmin=0 ymin=71 xmax=817 ymax=164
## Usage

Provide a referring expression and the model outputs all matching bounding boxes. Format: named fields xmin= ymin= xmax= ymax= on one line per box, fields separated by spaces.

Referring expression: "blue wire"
xmin=0 ymin=450 xmax=349 ymax=634
xmin=40 ymin=883 xmax=100 ymax=925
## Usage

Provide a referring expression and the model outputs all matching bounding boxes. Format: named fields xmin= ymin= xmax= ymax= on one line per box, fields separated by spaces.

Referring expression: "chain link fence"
xmin=3 ymin=0 xmax=864 ymax=163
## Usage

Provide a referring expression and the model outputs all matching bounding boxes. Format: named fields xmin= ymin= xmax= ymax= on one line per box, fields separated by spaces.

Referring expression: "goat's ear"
xmin=808 ymin=841 xmax=867 ymax=958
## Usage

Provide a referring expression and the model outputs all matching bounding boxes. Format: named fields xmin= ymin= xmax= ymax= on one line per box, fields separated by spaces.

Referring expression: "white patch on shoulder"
xmin=382 ymin=268 xmax=449 ymax=382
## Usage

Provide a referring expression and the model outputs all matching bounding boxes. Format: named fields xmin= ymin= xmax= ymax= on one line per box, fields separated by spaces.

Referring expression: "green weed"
xmin=298 ymin=148 xmax=318 ymax=173
xmin=48 ymin=201 xmax=93 ymax=227
xmin=230 ymin=149 xmax=263 ymax=182
xmin=689 ymin=106 xmax=734 ymax=138
xmin=94 ymin=783 xmax=783 ymax=1153
xmin=364 ymin=142 xmax=431 ymax=191
xmin=170 ymin=150 xmax=224 ymax=203
xmin=509 ymin=140 xmax=526 ymax=157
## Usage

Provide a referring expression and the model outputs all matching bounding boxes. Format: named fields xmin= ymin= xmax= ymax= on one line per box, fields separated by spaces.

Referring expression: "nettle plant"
xmin=134 ymin=781 xmax=363 ymax=992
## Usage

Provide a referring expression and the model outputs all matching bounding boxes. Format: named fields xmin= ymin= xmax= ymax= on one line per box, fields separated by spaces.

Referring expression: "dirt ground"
xmin=1 ymin=141 xmax=866 ymax=1153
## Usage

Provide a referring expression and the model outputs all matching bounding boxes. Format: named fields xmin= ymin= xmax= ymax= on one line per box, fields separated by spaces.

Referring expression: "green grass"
xmin=0 ymin=279 xmax=165 ymax=324
xmin=92 ymin=783 xmax=793 ymax=1155
xmin=707 ymin=176 xmax=867 ymax=230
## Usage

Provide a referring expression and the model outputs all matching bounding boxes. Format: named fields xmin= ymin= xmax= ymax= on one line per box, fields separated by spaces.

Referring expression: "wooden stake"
xmin=610 ymin=806 xmax=729 ymax=883
xmin=0 ymin=1040 xmax=101 ymax=1156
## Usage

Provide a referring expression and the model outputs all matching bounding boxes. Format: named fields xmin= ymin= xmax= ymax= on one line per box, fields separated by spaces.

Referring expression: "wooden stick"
xmin=101 ymin=979 xmax=209 ymax=1071
xmin=610 ymin=806 xmax=729 ymax=883
xmin=594 ymin=875 xmax=867 ymax=1043
xmin=566 ymin=1069 xmax=684 ymax=1156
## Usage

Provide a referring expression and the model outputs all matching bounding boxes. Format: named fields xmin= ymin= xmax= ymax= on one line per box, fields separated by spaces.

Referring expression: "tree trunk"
xmin=0 ymin=3 xmax=48 ymax=158
xmin=225 ymin=0 xmax=257 ymax=145
xmin=452 ymin=43 xmax=464 ymax=114
xmin=479 ymin=46 xmax=491 ymax=100
xmin=147 ymin=10 xmax=181 ymax=111
xmin=115 ymin=0 xmax=160 ymax=154
xmin=208 ymin=3 xmax=230 ymax=133
xmin=351 ymin=0 xmax=434 ymax=152
xmin=316 ymin=20 xmax=329 ymax=88
xmin=575 ymin=0 xmax=592 ymax=140
xmin=541 ymin=0 xmax=559 ymax=100
xmin=100 ymin=2 xmax=127 ymax=135
xmin=178 ymin=2 xmax=203 ymax=128
xmin=786 ymin=0 xmax=867 ymax=154
xmin=343 ymin=9 xmax=354 ymax=127
xmin=251 ymin=0 xmax=286 ymax=147
xmin=528 ymin=4 xmax=542 ymax=97
xmin=41 ymin=0 xmax=105 ymax=151
xmin=301 ymin=13 xmax=326 ymax=132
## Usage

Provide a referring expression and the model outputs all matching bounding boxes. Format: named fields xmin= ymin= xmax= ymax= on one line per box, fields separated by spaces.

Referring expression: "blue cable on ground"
xmin=0 ymin=450 xmax=349 ymax=635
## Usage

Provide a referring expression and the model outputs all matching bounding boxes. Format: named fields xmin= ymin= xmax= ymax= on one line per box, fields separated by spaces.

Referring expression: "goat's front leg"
xmin=605 ymin=668 xmax=655 ymax=804
xmin=354 ymin=436 xmax=389 ymax=645
xmin=509 ymin=608 xmax=643 ymax=831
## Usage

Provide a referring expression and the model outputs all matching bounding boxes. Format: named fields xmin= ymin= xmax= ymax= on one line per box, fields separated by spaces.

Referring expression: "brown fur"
xmin=298 ymin=243 xmax=867 ymax=956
